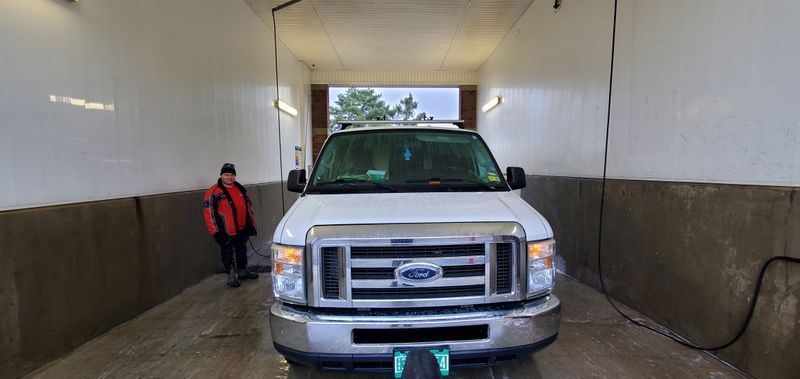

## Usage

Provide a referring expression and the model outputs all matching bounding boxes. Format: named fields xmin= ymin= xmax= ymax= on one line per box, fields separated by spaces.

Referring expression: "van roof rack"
xmin=338 ymin=120 xmax=466 ymax=130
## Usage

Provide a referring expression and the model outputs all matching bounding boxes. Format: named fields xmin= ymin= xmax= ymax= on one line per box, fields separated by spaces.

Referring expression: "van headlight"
xmin=527 ymin=239 xmax=555 ymax=297
xmin=271 ymin=243 xmax=306 ymax=304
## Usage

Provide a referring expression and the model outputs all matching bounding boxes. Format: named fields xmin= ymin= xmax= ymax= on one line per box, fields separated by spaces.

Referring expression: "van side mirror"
xmin=287 ymin=169 xmax=306 ymax=193
xmin=506 ymin=167 xmax=526 ymax=190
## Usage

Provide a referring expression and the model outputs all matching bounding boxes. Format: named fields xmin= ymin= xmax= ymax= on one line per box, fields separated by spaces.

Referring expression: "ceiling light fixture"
xmin=275 ymin=99 xmax=298 ymax=116
xmin=482 ymin=96 xmax=503 ymax=113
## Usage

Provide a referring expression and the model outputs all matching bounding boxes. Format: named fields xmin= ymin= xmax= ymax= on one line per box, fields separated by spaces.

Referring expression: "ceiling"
xmin=245 ymin=0 xmax=534 ymax=71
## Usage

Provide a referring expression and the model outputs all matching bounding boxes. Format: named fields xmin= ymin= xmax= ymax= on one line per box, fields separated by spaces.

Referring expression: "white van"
xmin=269 ymin=121 xmax=560 ymax=375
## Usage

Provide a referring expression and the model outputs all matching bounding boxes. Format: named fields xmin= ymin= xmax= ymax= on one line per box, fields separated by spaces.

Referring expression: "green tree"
xmin=329 ymin=88 xmax=396 ymax=129
xmin=391 ymin=92 xmax=418 ymax=120
xmin=329 ymin=88 xmax=432 ymax=130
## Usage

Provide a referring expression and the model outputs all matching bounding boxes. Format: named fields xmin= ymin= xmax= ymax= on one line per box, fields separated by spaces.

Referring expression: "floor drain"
xmin=248 ymin=265 xmax=272 ymax=273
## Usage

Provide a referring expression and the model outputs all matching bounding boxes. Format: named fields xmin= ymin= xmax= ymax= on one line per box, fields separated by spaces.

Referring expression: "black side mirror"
xmin=287 ymin=169 xmax=306 ymax=193
xmin=506 ymin=167 xmax=526 ymax=190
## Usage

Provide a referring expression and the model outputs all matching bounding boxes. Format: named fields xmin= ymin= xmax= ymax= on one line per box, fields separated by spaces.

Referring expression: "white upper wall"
xmin=0 ymin=0 xmax=309 ymax=211
xmin=478 ymin=0 xmax=613 ymax=177
xmin=610 ymin=0 xmax=800 ymax=185
xmin=479 ymin=0 xmax=800 ymax=187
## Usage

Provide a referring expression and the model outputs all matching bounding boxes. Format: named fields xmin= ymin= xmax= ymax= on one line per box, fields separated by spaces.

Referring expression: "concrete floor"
xmin=29 ymin=263 xmax=746 ymax=379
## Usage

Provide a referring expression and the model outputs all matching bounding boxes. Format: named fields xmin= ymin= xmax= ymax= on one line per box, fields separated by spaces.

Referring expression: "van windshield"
xmin=307 ymin=130 xmax=508 ymax=194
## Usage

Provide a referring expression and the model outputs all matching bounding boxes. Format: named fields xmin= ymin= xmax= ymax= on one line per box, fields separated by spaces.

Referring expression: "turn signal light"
xmin=528 ymin=240 xmax=555 ymax=260
xmin=274 ymin=245 xmax=303 ymax=265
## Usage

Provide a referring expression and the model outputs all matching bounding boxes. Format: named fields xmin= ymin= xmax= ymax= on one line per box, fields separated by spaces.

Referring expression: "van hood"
xmin=273 ymin=192 xmax=553 ymax=246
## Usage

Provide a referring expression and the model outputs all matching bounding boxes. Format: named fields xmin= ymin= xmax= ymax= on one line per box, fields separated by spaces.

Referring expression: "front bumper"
xmin=269 ymin=294 xmax=560 ymax=372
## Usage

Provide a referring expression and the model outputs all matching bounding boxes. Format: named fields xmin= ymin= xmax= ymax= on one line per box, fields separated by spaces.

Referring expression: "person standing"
xmin=203 ymin=163 xmax=259 ymax=287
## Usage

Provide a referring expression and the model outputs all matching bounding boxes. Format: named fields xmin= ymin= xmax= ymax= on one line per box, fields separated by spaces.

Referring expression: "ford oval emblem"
xmin=396 ymin=262 xmax=443 ymax=284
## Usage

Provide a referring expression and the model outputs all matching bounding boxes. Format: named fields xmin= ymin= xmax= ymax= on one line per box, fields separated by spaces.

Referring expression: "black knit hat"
xmin=220 ymin=163 xmax=236 ymax=176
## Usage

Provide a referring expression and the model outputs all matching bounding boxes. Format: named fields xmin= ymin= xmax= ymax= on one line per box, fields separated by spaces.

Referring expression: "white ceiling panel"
xmin=244 ymin=0 xmax=533 ymax=71
xmin=442 ymin=0 xmax=536 ymax=69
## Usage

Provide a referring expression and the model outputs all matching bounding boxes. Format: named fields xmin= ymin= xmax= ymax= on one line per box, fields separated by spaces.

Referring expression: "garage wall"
xmin=478 ymin=0 xmax=799 ymax=377
xmin=0 ymin=183 xmax=295 ymax=379
xmin=0 ymin=0 xmax=309 ymax=211
xmin=0 ymin=0 xmax=306 ymax=377
xmin=481 ymin=0 xmax=800 ymax=187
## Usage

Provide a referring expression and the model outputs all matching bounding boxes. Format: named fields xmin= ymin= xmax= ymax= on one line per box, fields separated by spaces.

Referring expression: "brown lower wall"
xmin=521 ymin=175 xmax=799 ymax=378
xmin=0 ymin=182 xmax=295 ymax=378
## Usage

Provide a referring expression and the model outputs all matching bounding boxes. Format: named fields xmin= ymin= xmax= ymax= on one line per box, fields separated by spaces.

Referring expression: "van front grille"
xmin=314 ymin=235 xmax=520 ymax=308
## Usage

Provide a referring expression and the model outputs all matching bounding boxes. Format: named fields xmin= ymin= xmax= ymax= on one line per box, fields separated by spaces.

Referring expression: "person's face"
xmin=221 ymin=173 xmax=236 ymax=186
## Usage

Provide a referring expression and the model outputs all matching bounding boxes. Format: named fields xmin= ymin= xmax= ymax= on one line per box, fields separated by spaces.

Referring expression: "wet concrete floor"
xmin=29 ymin=265 xmax=746 ymax=378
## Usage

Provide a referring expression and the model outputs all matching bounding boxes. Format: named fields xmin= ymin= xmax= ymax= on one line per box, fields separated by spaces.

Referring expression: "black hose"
xmin=599 ymin=252 xmax=799 ymax=350
xmin=272 ymin=10 xmax=286 ymax=215
xmin=272 ymin=1 xmax=302 ymax=215
xmin=248 ymin=238 xmax=271 ymax=259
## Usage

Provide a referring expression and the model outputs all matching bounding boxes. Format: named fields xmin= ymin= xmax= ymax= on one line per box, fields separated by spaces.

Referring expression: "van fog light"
xmin=272 ymin=244 xmax=306 ymax=304
xmin=527 ymin=239 xmax=555 ymax=297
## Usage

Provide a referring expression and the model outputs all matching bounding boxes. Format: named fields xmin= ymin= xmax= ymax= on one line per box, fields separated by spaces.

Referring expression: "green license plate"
xmin=393 ymin=347 xmax=450 ymax=378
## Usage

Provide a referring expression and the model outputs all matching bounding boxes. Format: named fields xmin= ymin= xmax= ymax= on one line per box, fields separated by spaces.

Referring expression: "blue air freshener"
xmin=404 ymin=146 xmax=412 ymax=161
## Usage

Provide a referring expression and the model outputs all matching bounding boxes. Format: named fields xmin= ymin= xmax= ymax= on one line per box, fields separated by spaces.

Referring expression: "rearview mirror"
xmin=287 ymin=169 xmax=306 ymax=193
xmin=506 ymin=167 xmax=526 ymax=190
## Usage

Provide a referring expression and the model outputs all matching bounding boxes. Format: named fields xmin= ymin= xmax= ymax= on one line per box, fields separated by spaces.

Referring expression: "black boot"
xmin=226 ymin=268 xmax=240 ymax=288
xmin=238 ymin=268 xmax=259 ymax=280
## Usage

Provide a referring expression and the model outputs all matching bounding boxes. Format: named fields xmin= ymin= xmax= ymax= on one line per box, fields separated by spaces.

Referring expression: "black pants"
xmin=218 ymin=234 xmax=248 ymax=271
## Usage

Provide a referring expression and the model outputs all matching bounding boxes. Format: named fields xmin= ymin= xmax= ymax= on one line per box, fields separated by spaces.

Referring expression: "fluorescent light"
xmin=482 ymin=96 xmax=502 ymax=113
xmin=275 ymin=99 xmax=298 ymax=116
xmin=49 ymin=94 xmax=114 ymax=111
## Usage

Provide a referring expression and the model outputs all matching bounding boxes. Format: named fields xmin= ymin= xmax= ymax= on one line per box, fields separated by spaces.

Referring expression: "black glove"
xmin=214 ymin=232 xmax=230 ymax=245
xmin=245 ymin=224 xmax=258 ymax=237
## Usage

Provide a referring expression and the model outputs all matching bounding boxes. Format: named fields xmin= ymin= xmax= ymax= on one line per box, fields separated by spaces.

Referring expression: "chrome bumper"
xmin=269 ymin=294 xmax=560 ymax=355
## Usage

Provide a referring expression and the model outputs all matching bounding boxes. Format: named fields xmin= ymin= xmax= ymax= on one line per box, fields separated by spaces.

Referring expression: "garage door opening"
xmin=328 ymin=87 xmax=459 ymax=132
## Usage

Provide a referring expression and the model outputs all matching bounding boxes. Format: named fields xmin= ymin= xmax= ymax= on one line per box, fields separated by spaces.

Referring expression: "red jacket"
xmin=203 ymin=179 xmax=257 ymax=237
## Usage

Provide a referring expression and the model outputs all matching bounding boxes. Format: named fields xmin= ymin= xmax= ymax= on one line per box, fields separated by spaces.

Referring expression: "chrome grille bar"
xmin=351 ymin=276 xmax=485 ymax=288
xmin=349 ymin=255 xmax=486 ymax=268
xmin=350 ymin=244 xmax=486 ymax=258
xmin=351 ymin=265 xmax=486 ymax=280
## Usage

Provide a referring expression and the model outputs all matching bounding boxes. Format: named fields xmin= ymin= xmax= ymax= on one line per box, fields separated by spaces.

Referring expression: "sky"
xmin=329 ymin=87 xmax=459 ymax=120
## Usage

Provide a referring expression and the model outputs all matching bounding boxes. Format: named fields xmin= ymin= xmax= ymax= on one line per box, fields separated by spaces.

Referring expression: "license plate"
xmin=393 ymin=347 xmax=450 ymax=378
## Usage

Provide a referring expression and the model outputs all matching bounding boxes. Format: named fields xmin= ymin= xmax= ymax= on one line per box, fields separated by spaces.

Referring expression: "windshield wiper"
xmin=440 ymin=178 xmax=500 ymax=191
xmin=314 ymin=178 xmax=397 ymax=192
